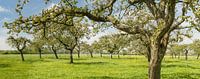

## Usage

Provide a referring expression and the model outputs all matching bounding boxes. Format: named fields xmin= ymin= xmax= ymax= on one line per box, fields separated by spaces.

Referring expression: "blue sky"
xmin=0 ymin=0 xmax=60 ymax=50
xmin=0 ymin=0 xmax=199 ymax=50
xmin=0 ymin=0 xmax=115 ymax=50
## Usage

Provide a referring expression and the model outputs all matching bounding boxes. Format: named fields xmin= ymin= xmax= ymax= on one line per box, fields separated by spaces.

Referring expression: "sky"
xmin=0 ymin=0 xmax=60 ymax=50
xmin=0 ymin=0 xmax=199 ymax=50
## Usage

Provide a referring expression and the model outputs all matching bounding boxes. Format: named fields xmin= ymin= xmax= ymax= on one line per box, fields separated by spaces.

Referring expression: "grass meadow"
xmin=0 ymin=54 xmax=200 ymax=79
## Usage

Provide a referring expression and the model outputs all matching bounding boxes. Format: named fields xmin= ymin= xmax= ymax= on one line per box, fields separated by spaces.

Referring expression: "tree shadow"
xmin=58 ymin=58 xmax=87 ymax=60
xmin=84 ymin=76 xmax=120 ymax=79
xmin=163 ymin=60 xmax=180 ymax=63
xmin=73 ymin=62 xmax=109 ymax=65
xmin=24 ymin=59 xmax=52 ymax=64
xmin=162 ymin=73 xmax=200 ymax=79
xmin=130 ymin=64 xmax=148 ymax=68
xmin=85 ymin=75 xmax=148 ymax=79
xmin=112 ymin=57 xmax=137 ymax=60
xmin=162 ymin=64 xmax=200 ymax=69
xmin=0 ymin=64 xmax=10 ymax=68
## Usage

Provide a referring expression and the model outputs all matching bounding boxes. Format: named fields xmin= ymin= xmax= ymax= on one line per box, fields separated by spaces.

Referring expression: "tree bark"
xmin=148 ymin=46 xmax=165 ymax=79
xmin=19 ymin=50 xmax=25 ymax=61
xmin=69 ymin=49 xmax=74 ymax=64
xmin=148 ymin=33 xmax=169 ymax=79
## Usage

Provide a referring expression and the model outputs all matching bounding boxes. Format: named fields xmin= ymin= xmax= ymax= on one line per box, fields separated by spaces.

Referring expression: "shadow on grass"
xmin=85 ymin=75 xmax=147 ymax=79
xmin=111 ymin=57 xmax=137 ymax=60
xmin=162 ymin=64 xmax=200 ymax=69
xmin=0 ymin=64 xmax=10 ymax=68
xmin=130 ymin=64 xmax=148 ymax=68
xmin=73 ymin=62 xmax=109 ymax=65
xmin=24 ymin=59 xmax=52 ymax=64
xmin=85 ymin=76 xmax=120 ymax=79
xmin=163 ymin=60 xmax=180 ymax=63
xmin=58 ymin=58 xmax=88 ymax=60
xmin=162 ymin=73 xmax=200 ymax=79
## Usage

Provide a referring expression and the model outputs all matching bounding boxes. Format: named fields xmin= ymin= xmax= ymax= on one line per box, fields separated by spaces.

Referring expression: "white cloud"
xmin=0 ymin=6 xmax=10 ymax=12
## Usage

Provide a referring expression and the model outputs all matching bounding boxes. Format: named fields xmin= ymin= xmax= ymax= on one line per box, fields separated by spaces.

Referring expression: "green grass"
xmin=0 ymin=54 xmax=200 ymax=79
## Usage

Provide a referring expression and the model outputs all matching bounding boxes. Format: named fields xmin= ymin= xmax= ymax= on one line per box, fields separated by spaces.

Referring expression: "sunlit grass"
xmin=0 ymin=54 xmax=200 ymax=79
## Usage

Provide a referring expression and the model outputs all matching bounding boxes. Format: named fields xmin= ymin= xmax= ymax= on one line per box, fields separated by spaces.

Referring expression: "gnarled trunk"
xmin=148 ymin=33 xmax=169 ymax=79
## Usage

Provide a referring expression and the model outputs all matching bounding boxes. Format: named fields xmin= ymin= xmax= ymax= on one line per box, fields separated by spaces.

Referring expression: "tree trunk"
xmin=100 ymin=53 xmax=103 ymax=57
xmin=197 ymin=54 xmax=200 ymax=59
xmin=147 ymin=46 xmax=151 ymax=62
xmin=19 ymin=50 xmax=25 ymax=61
xmin=77 ymin=45 xmax=80 ymax=58
xmin=89 ymin=51 xmax=93 ymax=58
xmin=149 ymin=59 xmax=162 ymax=79
xmin=78 ymin=51 xmax=80 ymax=58
xmin=148 ymin=33 xmax=169 ymax=79
xmin=110 ymin=53 xmax=113 ymax=59
xmin=69 ymin=49 xmax=73 ymax=64
xmin=38 ymin=48 xmax=42 ymax=59
xmin=52 ymin=49 xmax=59 ymax=59
xmin=117 ymin=51 xmax=120 ymax=58
xmin=185 ymin=49 xmax=188 ymax=60
xmin=148 ymin=46 xmax=166 ymax=79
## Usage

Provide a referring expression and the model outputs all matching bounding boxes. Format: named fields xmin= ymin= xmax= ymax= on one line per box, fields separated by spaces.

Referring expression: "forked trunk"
xmin=19 ymin=50 xmax=25 ymax=61
xmin=69 ymin=49 xmax=73 ymax=64
xmin=148 ymin=33 xmax=169 ymax=79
